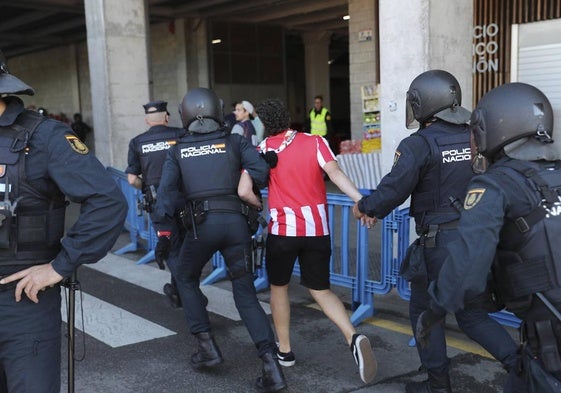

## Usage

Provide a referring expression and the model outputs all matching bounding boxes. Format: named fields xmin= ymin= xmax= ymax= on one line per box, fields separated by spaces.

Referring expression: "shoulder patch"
xmin=464 ymin=188 xmax=486 ymax=210
xmin=65 ymin=135 xmax=89 ymax=155
xmin=393 ymin=150 xmax=401 ymax=167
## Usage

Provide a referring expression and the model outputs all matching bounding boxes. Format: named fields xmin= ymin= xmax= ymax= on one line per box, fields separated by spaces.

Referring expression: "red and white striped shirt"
xmin=260 ymin=131 xmax=336 ymax=237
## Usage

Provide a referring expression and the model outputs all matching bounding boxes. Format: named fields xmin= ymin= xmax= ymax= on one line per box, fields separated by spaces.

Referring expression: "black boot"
xmin=190 ymin=332 xmax=224 ymax=369
xmin=163 ymin=283 xmax=182 ymax=308
xmin=255 ymin=352 xmax=287 ymax=393
xmin=405 ymin=370 xmax=452 ymax=393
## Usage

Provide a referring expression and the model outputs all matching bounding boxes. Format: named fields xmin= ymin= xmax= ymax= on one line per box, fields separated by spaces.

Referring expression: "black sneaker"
xmin=350 ymin=334 xmax=377 ymax=383
xmin=276 ymin=344 xmax=296 ymax=367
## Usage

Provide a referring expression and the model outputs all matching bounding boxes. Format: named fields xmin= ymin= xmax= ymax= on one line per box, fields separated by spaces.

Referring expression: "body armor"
xmin=0 ymin=110 xmax=66 ymax=265
xmin=134 ymin=125 xmax=182 ymax=188
xmin=177 ymin=131 xmax=241 ymax=200
xmin=410 ymin=122 xmax=473 ymax=228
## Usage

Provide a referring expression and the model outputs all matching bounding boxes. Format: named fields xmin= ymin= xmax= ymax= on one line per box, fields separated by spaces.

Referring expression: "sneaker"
xmin=276 ymin=344 xmax=296 ymax=367
xmin=350 ymin=334 xmax=377 ymax=383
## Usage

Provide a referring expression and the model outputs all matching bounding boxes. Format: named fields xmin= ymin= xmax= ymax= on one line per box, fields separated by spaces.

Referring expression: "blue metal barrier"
xmin=107 ymin=167 xmax=157 ymax=264
xmin=109 ymin=166 xmax=521 ymax=329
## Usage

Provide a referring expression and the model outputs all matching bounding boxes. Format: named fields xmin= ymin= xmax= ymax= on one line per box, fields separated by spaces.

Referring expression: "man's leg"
xmin=309 ymin=288 xmax=355 ymax=344
xmin=270 ymin=284 xmax=291 ymax=353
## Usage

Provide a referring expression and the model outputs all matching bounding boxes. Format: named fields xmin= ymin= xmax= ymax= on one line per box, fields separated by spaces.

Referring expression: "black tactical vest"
xmin=0 ymin=110 xmax=66 ymax=265
xmin=410 ymin=122 xmax=473 ymax=227
xmin=135 ymin=125 xmax=183 ymax=188
xmin=491 ymin=159 xmax=561 ymax=319
xmin=176 ymin=131 xmax=242 ymax=200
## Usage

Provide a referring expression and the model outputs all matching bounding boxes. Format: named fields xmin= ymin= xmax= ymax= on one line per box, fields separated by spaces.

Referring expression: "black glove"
xmin=415 ymin=308 xmax=446 ymax=349
xmin=261 ymin=151 xmax=278 ymax=168
xmin=155 ymin=235 xmax=171 ymax=270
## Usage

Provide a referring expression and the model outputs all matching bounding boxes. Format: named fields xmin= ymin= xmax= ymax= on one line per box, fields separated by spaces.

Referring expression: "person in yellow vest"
xmin=307 ymin=95 xmax=333 ymax=139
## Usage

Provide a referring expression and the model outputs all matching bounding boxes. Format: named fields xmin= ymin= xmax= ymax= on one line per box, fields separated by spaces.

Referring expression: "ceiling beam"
xmin=248 ymin=0 xmax=348 ymax=23
xmin=0 ymin=0 xmax=84 ymax=14
xmin=0 ymin=10 xmax=57 ymax=33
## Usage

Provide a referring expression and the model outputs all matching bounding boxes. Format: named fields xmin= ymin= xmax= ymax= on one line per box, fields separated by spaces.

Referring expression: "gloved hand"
xmin=261 ymin=151 xmax=278 ymax=168
xmin=155 ymin=233 xmax=171 ymax=270
xmin=415 ymin=308 xmax=446 ymax=349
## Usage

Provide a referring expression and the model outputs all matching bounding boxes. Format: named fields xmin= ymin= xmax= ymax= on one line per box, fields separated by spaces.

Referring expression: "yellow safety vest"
xmin=309 ymin=107 xmax=329 ymax=136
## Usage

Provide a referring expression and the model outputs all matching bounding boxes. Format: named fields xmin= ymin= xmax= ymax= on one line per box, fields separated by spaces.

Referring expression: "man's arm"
xmin=238 ymin=171 xmax=262 ymax=209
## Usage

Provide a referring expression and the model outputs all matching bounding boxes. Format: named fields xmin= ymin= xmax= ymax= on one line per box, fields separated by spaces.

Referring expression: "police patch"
xmin=393 ymin=150 xmax=401 ymax=167
xmin=65 ymin=135 xmax=89 ymax=155
xmin=464 ymin=188 xmax=486 ymax=210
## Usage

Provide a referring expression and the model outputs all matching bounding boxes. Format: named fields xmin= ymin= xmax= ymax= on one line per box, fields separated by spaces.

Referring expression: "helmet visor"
xmin=405 ymin=98 xmax=419 ymax=129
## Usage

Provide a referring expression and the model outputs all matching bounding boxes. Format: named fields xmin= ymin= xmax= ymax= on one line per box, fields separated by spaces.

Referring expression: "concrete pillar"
xmin=84 ymin=0 xmax=150 ymax=169
xmin=377 ymin=0 xmax=471 ymax=177
xmin=348 ymin=0 xmax=378 ymax=143
xmin=302 ymin=31 xmax=331 ymax=110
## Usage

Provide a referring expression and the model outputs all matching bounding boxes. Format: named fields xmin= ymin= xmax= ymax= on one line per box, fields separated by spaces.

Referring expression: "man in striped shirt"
xmin=256 ymin=98 xmax=377 ymax=384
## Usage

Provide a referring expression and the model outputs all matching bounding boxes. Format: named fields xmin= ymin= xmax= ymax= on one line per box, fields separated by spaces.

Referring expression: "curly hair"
xmin=255 ymin=98 xmax=290 ymax=136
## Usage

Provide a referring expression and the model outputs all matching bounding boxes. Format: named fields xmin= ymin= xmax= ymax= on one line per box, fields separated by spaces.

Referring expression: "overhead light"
xmin=212 ymin=39 xmax=222 ymax=44
xmin=343 ymin=15 xmax=350 ymax=20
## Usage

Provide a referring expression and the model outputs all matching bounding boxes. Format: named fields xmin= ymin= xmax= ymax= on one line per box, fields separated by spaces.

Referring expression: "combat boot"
xmin=405 ymin=370 xmax=452 ymax=393
xmin=190 ymin=332 xmax=224 ymax=369
xmin=255 ymin=351 xmax=287 ymax=393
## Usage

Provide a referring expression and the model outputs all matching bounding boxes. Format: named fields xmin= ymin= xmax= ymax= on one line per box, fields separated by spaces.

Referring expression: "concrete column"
xmin=302 ymin=31 xmax=331 ymax=110
xmin=378 ymin=0 xmax=472 ymax=176
xmin=348 ymin=0 xmax=378 ymax=143
xmin=84 ymin=0 xmax=150 ymax=169
xmin=185 ymin=18 xmax=209 ymax=90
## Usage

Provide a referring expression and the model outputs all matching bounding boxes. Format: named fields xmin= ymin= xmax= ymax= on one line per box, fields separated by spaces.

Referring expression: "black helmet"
xmin=470 ymin=82 xmax=554 ymax=159
xmin=405 ymin=69 xmax=470 ymax=129
xmin=0 ymin=49 xmax=35 ymax=96
xmin=179 ymin=88 xmax=223 ymax=133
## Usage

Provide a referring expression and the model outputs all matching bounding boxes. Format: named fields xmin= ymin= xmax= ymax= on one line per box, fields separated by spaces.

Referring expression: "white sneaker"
xmin=350 ymin=334 xmax=377 ymax=383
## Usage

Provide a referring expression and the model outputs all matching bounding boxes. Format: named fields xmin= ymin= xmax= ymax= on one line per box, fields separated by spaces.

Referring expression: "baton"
xmin=64 ymin=271 xmax=80 ymax=393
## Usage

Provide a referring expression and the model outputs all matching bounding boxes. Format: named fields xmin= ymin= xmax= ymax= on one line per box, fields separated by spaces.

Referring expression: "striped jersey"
xmin=259 ymin=131 xmax=336 ymax=236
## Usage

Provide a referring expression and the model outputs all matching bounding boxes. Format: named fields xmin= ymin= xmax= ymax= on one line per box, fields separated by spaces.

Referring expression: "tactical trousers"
xmin=409 ymin=229 xmax=519 ymax=374
xmin=168 ymin=212 xmax=276 ymax=357
xmin=0 ymin=286 xmax=61 ymax=393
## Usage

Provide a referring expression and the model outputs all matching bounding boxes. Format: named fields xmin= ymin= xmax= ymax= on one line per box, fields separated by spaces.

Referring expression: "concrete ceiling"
xmin=0 ymin=0 xmax=350 ymax=58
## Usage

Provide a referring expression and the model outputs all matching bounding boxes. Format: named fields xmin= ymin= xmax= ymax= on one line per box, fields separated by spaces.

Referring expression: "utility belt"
xmin=182 ymin=195 xmax=249 ymax=238
xmin=523 ymin=319 xmax=561 ymax=373
xmin=415 ymin=220 xmax=459 ymax=248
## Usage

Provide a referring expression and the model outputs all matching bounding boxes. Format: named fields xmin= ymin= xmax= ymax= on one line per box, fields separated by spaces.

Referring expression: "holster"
xmin=523 ymin=319 xmax=561 ymax=373
xmin=520 ymin=344 xmax=561 ymax=392
xmin=399 ymin=238 xmax=427 ymax=283
xmin=248 ymin=234 xmax=265 ymax=274
xmin=0 ymin=208 xmax=13 ymax=249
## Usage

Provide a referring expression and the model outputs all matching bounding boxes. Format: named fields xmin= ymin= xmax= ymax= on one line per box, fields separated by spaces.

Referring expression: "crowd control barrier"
xmin=108 ymin=167 xmax=521 ymax=328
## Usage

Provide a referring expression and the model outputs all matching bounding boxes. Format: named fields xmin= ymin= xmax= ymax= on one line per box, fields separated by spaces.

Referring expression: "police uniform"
xmin=154 ymin=128 xmax=276 ymax=353
xmin=125 ymin=101 xmax=184 ymax=192
xmin=429 ymin=157 xmax=561 ymax=391
xmin=0 ymin=96 xmax=127 ymax=393
xmin=357 ymin=121 xmax=518 ymax=383
xmin=125 ymin=100 xmax=184 ymax=306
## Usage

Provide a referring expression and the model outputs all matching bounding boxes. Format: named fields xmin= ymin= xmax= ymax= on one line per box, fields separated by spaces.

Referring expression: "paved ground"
xmin=54 ymin=191 xmax=518 ymax=393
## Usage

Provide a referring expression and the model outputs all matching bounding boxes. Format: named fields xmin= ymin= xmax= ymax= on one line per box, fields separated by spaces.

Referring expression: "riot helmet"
xmin=0 ymin=49 xmax=35 ymax=96
xmin=405 ymin=69 xmax=470 ymax=129
xmin=470 ymin=82 xmax=554 ymax=159
xmin=179 ymin=88 xmax=223 ymax=133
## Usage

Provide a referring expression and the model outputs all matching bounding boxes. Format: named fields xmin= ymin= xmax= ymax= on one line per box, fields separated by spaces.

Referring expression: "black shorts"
xmin=265 ymin=234 xmax=331 ymax=290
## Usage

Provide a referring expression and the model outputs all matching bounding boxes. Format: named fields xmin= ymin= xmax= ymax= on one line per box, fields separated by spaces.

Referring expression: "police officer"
xmin=153 ymin=88 xmax=287 ymax=393
xmin=0 ymin=49 xmax=127 ymax=393
xmin=125 ymin=100 xmax=184 ymax=307
xmin=419 ymin=82 xmax=561 ymax=392
xmin=352 ymin=70 xmax=519 ymax=392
